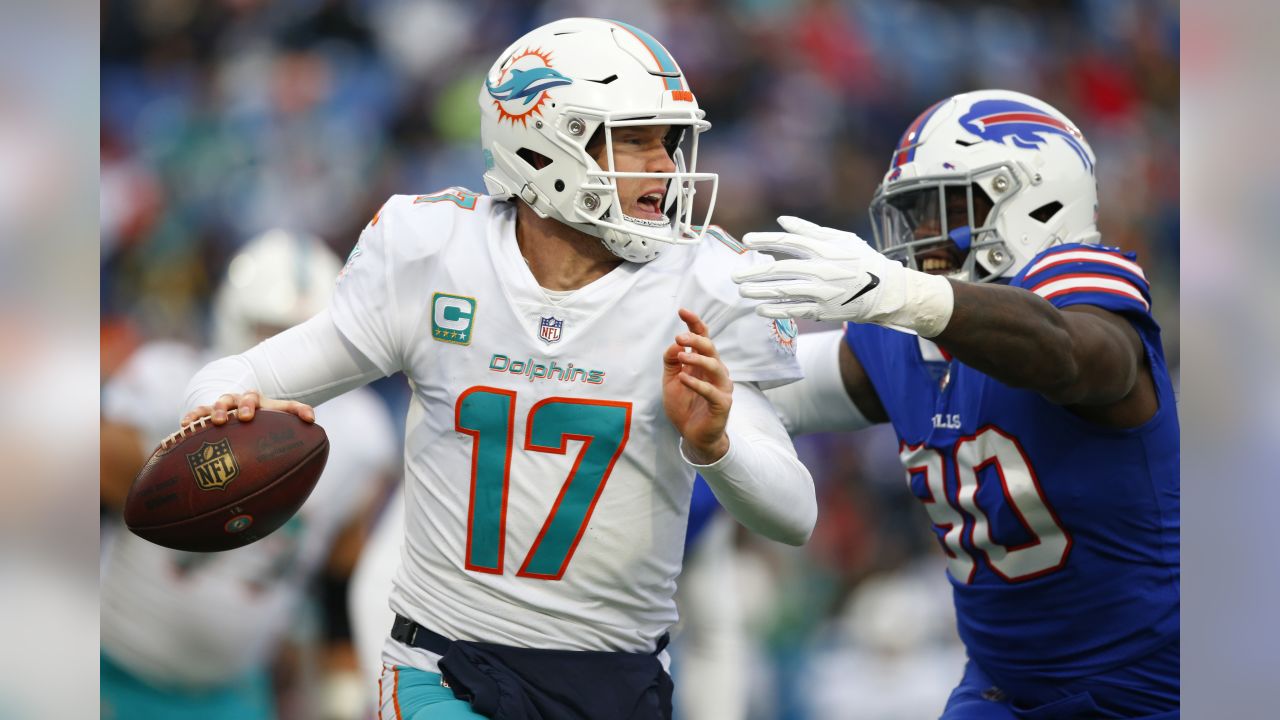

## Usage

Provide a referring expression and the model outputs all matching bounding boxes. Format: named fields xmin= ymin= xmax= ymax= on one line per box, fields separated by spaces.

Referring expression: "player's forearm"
xmin=934 ymin=280 xmax=1088 ymax=399
xmin=684 ymin=385 xmax=817 ymax=546
xmin=688 ymin=432 xmax=816 ymax=546
xmin=184 ymin=310 xmax=385 ymax=412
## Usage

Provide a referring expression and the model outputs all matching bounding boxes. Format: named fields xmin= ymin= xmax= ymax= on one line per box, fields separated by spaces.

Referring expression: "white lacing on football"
xmin=159 ymin=416 xmax=209 ymax=452
xmin=158 ymin=409 xmax=239 ymax=452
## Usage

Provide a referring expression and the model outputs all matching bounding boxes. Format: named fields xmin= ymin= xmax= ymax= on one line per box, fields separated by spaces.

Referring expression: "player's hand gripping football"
xmin=180 ymin=390 xmax=316 ymax=427
xmin=733 ymin=216 xmax=954 ymax=337
xmin=663 ymin=309 xmax=732 ymax=464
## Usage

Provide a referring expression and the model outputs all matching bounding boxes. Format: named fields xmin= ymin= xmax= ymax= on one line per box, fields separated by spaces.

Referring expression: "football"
xmin=124 ymin=409 xmax=329 ymax=552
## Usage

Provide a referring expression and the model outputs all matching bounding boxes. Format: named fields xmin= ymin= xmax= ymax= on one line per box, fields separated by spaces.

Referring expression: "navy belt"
xmin=390 ymin=614 xmax=670 ymax=656
xmin=391 ymin=614 xmax=453 ymax=655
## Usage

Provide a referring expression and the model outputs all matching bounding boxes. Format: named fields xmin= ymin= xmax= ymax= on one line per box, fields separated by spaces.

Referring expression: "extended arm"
xmin=183 ymin=309 xmax=385 ymax=422
xmin=936 ymin=283 xmax=1148 ymax=407
xmin=736 ymin=217 xmax=1156 ymax=426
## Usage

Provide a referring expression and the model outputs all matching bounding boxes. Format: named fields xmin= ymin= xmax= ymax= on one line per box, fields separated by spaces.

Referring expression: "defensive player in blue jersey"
xmin=734 ymin=89 xmax=1179 ymax=719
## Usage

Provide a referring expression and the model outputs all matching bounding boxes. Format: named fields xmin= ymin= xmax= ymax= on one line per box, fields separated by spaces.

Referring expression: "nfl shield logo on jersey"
xmin=539 ymin=316 xmax=564 ymax=344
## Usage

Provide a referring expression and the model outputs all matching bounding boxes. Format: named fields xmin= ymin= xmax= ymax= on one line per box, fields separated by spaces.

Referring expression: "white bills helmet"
xmin=869 ymin=89 xmax=1100 ymax=282
xmin=212 ymin=229 xmax=341 ymax=354
xmin=479 ymin=17 xmax=718 ymax=263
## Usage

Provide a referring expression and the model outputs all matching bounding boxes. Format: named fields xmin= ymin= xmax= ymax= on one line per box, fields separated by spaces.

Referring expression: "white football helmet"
xmin=868 ymin=89 xmax=1100 ymax=282
xmin=212 ymin=228 xmax=341 ymax=354
xmin=479 ymin=17 xmax=718 ymax=263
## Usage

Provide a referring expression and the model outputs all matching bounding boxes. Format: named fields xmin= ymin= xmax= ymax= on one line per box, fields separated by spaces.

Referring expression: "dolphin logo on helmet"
xmin=487 ymin=48 xmax=574 ymax=127
xmin=486 ymin=66 xmax=573 ymax=106
xmin=958 ymin=99 xmax=1093 ymax=172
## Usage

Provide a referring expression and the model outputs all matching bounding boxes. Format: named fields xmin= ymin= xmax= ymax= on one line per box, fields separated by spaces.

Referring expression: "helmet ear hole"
xmin=1030 ymin=201 xmax=1063 ymax=223
xmin=516 ymin=148 xmax=553 ymax=170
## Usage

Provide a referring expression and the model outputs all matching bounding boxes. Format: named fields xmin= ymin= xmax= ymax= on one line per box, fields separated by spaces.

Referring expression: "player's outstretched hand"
xmin=662 ymin=308 xmax=732 ymax=464
xmin=733 ymin=216 xmax=904 ymax=322
xmin=180 ymin=390 xmax=316 ymax=427
xmin=732 ymin=216 xmax=953 ymax=338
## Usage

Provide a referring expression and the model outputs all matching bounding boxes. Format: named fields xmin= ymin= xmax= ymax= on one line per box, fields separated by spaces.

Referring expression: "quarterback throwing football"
xmin=183 ymin=18 xmax=815 ymax=720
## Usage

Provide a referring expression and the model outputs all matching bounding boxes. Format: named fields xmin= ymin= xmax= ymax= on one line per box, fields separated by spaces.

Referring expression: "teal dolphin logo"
xmin=486 ymin=67 xmax=573 ymax=106
xmin=770 ymin=318 xmax=798 ymax=354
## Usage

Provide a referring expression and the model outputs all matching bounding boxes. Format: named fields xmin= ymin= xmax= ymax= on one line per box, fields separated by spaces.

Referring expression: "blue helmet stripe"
xmin=610 ymin=20 xmax=682 ymax=91
xmin=903 ymin=101 xmax=945 ymax=165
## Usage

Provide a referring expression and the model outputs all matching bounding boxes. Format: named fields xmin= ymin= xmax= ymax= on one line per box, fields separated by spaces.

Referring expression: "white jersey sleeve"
xmin=683 ymin=227 xmax=803 ymax=390
xmin=682 ymin=381 xmax=816 ymax=546
xmin=764 ymin=328 xmax=873 ymax=435
xmin=184 ymin=310 xmax=385 ymax=410
xmin=330 ymin=195 xmax=453 ymax=375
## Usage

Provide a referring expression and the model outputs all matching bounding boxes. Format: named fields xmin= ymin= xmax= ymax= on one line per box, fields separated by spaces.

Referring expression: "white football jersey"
xmin=330 ymin=190 xmax=801 ymax=670
xmin=100 ymin=341 xmax=397 ymax=687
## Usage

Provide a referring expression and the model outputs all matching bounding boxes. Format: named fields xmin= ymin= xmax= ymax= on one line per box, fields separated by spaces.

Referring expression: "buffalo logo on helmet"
xmin=957 ymin=99 xmax=1092 ymax=171
xmin=486 ymin=47 xmax=573 ymax=127
xmin=187 ymin=438 xmax=240 ymax=491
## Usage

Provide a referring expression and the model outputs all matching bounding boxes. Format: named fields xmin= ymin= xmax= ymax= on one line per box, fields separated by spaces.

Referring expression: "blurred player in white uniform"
xmin=181 ymin=17 xmax=815 ymax=719
xmin=100 ymin=230 xmax=398 ymax=720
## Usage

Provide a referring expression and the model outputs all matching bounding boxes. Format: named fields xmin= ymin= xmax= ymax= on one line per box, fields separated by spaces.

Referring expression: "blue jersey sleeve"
xmin=684 ymin=475 xmax=720 ymax=555
xmin=1012 ymin=243 xmax=1154 ymax=321
xmin=1012 ymin=243 xmax=1167 ymax=369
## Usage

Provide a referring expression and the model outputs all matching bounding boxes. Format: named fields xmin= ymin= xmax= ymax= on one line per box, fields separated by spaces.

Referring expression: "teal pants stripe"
xmin=100 ymin=653 xmax=274 ymax=720
xmin=381 ymin=665 xmax=487 ymax=719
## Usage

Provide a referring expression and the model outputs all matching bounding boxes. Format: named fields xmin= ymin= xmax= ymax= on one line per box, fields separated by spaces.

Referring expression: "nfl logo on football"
xmin=186 ymin=438 xmax=240 ymax=491
xmin=539 ymin=316 xmax=564 ymax=344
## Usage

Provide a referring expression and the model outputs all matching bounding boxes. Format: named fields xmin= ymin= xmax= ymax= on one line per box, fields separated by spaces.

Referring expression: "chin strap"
xmin=599 ymin=224 xmax=661 ymax=263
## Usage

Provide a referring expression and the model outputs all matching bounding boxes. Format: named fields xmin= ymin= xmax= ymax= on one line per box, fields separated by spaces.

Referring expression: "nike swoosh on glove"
xmin=731 ymin=216 xmax=955 ymax=337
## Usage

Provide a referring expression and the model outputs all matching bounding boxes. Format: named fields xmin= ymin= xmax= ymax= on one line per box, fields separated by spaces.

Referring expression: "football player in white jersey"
xmin=180 ymin=17 xmax=816 ymax=720
xmin=346 ymin=482 xmax=749 ymax=720
xmin=100 ymin=230 xmax=398 ymax=720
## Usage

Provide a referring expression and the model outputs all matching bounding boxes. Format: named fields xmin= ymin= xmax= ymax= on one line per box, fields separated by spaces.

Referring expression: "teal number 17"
xmin=455 ymin=386 xmax=632 ymax=581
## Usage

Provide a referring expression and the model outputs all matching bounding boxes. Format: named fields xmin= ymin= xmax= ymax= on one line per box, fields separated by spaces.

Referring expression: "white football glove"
xmin=732 ymin=216 xmax=955 ymax=337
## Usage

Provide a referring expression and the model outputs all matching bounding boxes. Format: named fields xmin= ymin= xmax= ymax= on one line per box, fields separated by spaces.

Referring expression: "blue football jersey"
xmin=845 ymin=243 xmax=1179 ymax=685
xmin=684 ymin=475 xmax=720 ymax=554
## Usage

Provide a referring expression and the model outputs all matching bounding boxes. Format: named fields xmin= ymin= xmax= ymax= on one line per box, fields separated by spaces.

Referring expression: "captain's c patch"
xmin=432 ymin=293 xmax=476 ymax=345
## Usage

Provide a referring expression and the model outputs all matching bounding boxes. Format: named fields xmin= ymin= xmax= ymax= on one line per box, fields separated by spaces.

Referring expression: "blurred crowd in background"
xmin=100 ymin=1 xmax=1179 ymax=718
